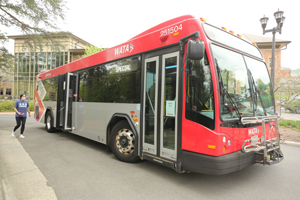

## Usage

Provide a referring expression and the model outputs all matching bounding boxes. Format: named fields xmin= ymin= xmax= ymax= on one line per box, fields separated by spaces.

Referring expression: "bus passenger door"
xmin=56 ymin=74 xmax=66 ymax=129
xmin=57 ymin=73 xmax=79 ymax=131
xmin=160 ymin=52 xmax=179 ymax=160
xmin=64 ymin=73 xmax=79 ymax=131
xmin=143 ymin=56 xmax=159 ymax=155
xmin=143 ymin=51 xmax=179 ymax=161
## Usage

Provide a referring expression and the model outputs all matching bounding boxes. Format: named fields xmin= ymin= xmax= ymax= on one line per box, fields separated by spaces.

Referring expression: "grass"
xmin=0 ymin=101 xmax=34 ymax=112
xmin=279 ymin=119 xmax=300 ymax=131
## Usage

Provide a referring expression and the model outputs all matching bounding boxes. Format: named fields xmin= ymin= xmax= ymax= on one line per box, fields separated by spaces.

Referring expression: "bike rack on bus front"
xmin=240 ymin=115 xmax=284 ymax=165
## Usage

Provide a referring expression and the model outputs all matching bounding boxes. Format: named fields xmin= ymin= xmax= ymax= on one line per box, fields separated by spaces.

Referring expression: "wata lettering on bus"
xmin=115 ymin=43 xmax=134 ymax=56
xmin=248 ymin=127 xmax=260 ymax=136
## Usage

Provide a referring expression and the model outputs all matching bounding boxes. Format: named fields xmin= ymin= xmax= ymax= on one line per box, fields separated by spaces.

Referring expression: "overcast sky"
xmin=4 ymin=0 xmax=299 ymax=69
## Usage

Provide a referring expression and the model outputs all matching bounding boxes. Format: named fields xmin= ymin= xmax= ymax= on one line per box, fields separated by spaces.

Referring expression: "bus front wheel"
xmin=45 ymin=111 xmax=56 ymax=133
xmin=110 ymin=120 xmax=139 ymax=163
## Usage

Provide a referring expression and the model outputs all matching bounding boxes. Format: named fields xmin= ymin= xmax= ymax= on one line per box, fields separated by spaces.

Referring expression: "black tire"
xmin=45 ymin=111 xmax=56 ymax=133
xmin=110 ymin=120 xmax=139 ymax=163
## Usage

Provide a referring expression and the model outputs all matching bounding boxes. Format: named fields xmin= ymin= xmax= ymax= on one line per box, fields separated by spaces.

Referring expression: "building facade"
xmin=8 ymin=34 xmax=92 ymax=100
xmin=0 ymin=69 xmax=13 ymax=98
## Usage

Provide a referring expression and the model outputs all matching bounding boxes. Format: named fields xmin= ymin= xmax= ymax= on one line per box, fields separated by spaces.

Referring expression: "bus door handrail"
xmin=146 ymin=92 xmax=155 ymax=114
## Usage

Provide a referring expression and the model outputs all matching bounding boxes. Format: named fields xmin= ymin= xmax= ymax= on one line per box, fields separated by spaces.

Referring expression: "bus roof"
xmin=128 ymin=15 xmax=195 ymax=41
xmin=38 ymin=15 xmax=201 ymax=80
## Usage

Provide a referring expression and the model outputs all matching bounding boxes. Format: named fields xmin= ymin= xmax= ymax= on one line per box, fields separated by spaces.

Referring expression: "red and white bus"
xmin=35 ymin=15 xmax=283 ymax=175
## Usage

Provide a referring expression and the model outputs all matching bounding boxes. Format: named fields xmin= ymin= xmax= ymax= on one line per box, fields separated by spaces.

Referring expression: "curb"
xmin=281 ymin=140 xmax=300 ymax=147
xmin=0 ymin=112 xmax=14 ymax=115
xmin=0 ymin=112 xmax=35 ymax=115
xmin=0 ymin=178 xmax=7 ymax=200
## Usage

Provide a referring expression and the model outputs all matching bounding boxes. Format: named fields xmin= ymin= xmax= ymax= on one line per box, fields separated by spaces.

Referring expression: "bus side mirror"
xmin=187 ymin=39 xmax=205 ymax=60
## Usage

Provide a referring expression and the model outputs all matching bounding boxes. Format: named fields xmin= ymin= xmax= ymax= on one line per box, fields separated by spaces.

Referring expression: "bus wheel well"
xmin=107 ymin=117 xmax=128 ymax=147
xmin=44 ymin=109 xmax=52 ymax=124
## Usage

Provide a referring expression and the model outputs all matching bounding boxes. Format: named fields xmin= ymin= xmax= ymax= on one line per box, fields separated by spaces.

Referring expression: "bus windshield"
xmin=203 ymin=23 xmax=262 ymax=59
xmin=211 ymin=44 xmax=274 ymax=120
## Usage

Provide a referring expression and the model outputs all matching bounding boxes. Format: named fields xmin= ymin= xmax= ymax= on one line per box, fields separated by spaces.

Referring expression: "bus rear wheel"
xmin=45 ymin=111 xmax=56 ymax=133
xmin=110 ymin=120 xmax=139 ymax=163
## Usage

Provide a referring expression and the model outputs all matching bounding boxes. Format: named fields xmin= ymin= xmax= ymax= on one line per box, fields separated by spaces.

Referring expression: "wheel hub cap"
xmin=116 ymin=129 xmax=135 ymax=155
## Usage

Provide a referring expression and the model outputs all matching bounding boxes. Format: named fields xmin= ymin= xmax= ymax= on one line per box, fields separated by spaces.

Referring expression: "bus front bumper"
xmin=181 ymin=150 xmax=261 ymax=175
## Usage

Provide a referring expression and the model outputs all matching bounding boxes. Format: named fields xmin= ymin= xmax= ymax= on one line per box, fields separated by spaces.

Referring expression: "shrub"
xmin=279 ymin=119 xmax=300 ymax=131
xmin=0 ymin=101 xmax=34 ymax=112
xmin=29 ymin=101 xmax=34 ymax=111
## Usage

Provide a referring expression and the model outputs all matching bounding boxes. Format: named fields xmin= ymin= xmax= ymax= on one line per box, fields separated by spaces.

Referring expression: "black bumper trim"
xmin=182 ymin=150 xmax=258 ymax=175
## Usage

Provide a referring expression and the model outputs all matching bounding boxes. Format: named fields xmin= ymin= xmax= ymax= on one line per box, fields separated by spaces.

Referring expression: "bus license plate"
xmin=250 ymin=135 xmax=259 ymax=145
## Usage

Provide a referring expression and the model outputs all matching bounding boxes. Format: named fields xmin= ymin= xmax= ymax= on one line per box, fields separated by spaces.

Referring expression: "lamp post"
xmin=260 ymin=10 xmax=285 ymax=89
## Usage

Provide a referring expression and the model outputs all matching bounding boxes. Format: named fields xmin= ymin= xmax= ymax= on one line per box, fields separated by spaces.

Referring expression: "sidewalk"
xmin=280 ymin=112 xmax=300 ymax=121
xmin=0 ymin=130 xmax=57 ymax=200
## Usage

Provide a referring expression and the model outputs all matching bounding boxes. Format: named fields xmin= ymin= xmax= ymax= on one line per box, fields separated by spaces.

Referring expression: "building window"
xmin=269 ymin=58 xmax=276 ymax=68
xmin=0 ymin=88 xmax=3 ymax=95
xmin=6 ymin=88 xmax=12 ymax=95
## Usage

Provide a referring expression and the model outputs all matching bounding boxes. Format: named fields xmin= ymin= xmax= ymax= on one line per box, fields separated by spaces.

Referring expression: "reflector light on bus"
xmin=160 ymin=35 xmax=168 ymax=42
xmin=173 ymin=32 xmax=179 ymax=36
xmin=223 ymin=146 xmax=226 ymax=152
xmin=208 ymin=145 xmax=216 ymax=149
xmin=200 ymin=17 xmax=206 ymax=22
xmin=229 ymin=30 xmax=234 ymax=34
xmin=221 ymin=27 xmax=227 ymax=31
xmin=133 ymin=118 xmax=138 ymax=121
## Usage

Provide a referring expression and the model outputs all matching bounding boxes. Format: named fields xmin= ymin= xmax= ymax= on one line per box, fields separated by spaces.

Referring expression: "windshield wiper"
xmin=215 ymin=59 xmax=241 ymax=121
xmin=247 ymin=69 xmax=267 ymax=116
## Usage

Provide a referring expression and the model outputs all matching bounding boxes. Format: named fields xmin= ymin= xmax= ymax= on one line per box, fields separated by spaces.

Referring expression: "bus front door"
xmin=143 ymin=51 xmax=179 ymax=161
xmin=57 ymin=73 xmax=79 ymax=131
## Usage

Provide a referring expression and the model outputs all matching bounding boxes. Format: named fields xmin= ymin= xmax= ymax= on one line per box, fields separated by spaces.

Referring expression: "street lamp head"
xmin=260 ymin=15 xmax=269 ymax=30
xmin=280 ymin=16 xmax=286 ymax=28
xmin=274 ymin=9 xmax=284 ymax=24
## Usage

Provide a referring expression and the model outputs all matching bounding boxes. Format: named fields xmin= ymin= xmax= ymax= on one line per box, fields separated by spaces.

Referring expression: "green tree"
xmin=274 ymin=70 xmax=300 ymax=105
xmin=79 ymin=45 xmax=104 ymax=59
xmin=78 ymin=45 xmax=104 ymax=102
xmin=0 ymin=0 xmax=68 ymax=52
xmin=0 ymin=47 xmax=13 ymax=73
xmin=0 ymin=47 xmax=13 ymax=91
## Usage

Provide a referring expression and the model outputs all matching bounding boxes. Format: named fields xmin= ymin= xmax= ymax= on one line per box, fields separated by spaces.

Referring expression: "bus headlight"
xmin=228 ymin=140 xmax=231 ymax=146
xmin=223 ymin=137 xmax=226 ymax=143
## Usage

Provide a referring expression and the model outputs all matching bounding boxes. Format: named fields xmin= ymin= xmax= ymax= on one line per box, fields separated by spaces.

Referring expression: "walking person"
xmin=12 ymin=94 xmax=31 ymax=138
